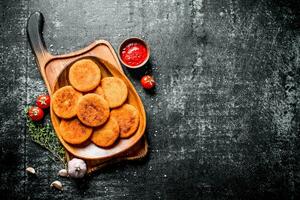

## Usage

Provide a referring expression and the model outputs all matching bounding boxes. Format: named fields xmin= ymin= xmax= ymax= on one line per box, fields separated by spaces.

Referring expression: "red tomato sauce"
xmin=121 ymin=42 xmax=148 ymax=67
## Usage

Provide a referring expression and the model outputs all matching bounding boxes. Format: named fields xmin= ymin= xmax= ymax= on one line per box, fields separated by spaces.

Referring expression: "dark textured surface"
xmin=1 ymin=0 xmax=300 ymax=199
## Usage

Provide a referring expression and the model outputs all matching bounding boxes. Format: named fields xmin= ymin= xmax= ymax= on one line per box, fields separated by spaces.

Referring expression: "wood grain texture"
xmin=1 ymin=0 xmax=300 ymax=199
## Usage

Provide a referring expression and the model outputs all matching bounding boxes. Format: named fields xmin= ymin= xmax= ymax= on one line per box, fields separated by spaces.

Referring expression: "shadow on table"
xmin=123 ymin=58 xmax=157 ymax=96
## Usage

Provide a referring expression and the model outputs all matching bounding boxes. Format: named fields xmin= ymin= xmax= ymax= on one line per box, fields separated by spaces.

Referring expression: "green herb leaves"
xmin=25 ymin=107 xmax=65 ymax=165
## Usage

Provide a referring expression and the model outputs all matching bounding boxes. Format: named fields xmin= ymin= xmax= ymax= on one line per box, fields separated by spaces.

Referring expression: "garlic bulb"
xmin=67 ymin=158 xmax=87 ymax=178
xmin=50 ymin=180 xmax=63 ymax=191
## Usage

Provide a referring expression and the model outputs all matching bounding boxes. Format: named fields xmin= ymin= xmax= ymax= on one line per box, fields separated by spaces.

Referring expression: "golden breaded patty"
xmin=69 ymin=59 xmax=101 ymax=92
xmin=77 ymin=93 xmax=110 ymax=127
xmin=92 ymin=116 xmax=119 ymax=147
xmin=60 ymin=118 xmax=93 ymax=145
xmin=101 ymin=77 xmax=128 ymax=108
xmin=110 ymin=104 xmax=139 ymax=138
xmin=52 ymin=86 xmax=82 ymax=119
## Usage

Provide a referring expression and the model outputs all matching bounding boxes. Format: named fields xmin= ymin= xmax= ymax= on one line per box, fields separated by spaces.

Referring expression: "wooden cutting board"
xmin=27 ymin=12 xmax=147 ymax=163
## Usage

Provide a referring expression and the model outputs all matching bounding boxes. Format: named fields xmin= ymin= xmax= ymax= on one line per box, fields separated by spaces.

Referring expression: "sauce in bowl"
xmin=121 ymin=43 xmax=147 ymax=67
xmin=119 ymin=38 xmax=150 ymax=68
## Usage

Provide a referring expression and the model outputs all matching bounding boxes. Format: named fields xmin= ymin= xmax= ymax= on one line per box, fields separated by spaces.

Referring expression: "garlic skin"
xmin=67 ymin=158 xmax=87 ymax=178
xmin=26 ymin=167 xmax=36 ymax=174
xmin=58 ymin=169 xmax=68 ymax=177
xmin=50 ymin=180 xmax=63 ymax=191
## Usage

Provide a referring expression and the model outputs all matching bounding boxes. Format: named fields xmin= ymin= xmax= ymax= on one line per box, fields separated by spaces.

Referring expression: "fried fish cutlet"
xmin=91 ymin=116 xmax=119 ymax=147
xmin=69 ymin=59 xmax=101 ymax=92
xmin=77 ymin=93 xmax=110 ymax=127
xmin=52 ymin=86 xmax=82 ymax=119
xmin=110 ymin=104 xmax=139 ymax=138
xmin=101 ymin=77 xmax=128 ymax=108
xmin=60 ymin=118 xmax=93 ymax=145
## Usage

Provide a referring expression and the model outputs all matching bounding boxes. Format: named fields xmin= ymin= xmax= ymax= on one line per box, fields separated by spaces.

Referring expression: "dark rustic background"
xmin=1 ymin=0 xmax=300 ymax=199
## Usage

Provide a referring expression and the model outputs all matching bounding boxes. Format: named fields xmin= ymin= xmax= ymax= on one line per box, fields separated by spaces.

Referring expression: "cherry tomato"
xmin=28 ymin=106 xmax=44 ymax=121
xmin=141 ymin=75 xmax=156 ymax=90
xmin=36 ymin=94 xmax=51 ymax=109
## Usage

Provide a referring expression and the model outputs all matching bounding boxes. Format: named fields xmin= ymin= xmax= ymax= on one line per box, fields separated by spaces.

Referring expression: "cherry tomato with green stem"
xmin=36 ymin=94 xmax=51 ymax=109
xmin=28 ymin=106 xmax=44 ymax=121
xmin=141 ymin=75 xmax=156 ymax=90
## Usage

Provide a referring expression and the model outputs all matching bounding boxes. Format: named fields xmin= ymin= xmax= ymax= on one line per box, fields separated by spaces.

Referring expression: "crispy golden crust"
xmin=110 ymin=104 xmax=139 ymax=138
xmin=52 ymin=86 xmax=82 ymax=119
xmin=59 ymin=118 xmax=93 ymax=145
xmin=101 ymin=77 xmax=128 ymax=108
xmin=91 ymin=117 xmax=119 ymax=147
xmin=77 ymin=94 xmax=110 ymax=127
xmin=69 ymin=59 xmax=101 ymax=92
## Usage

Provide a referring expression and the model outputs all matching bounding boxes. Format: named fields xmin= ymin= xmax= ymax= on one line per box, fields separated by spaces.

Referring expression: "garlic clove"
xmin=58 ymin=169 xmax=68 ymax=177
xmin=26 ymin=167 xmax=36 ymax=174
xmin=50 ymin=180 xmax=63 ymax=191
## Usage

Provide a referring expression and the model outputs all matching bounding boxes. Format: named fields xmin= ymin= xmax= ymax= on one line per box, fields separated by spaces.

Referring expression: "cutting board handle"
xmin=27 ymin=12 xmax=52 ymax=70
xmin=27 ymin=12 xmax=53 ymax=93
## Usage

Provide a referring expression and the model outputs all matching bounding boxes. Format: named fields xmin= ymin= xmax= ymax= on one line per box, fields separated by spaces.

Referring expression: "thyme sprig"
xmin=25 ymin=107 xmax=66 ymax=165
